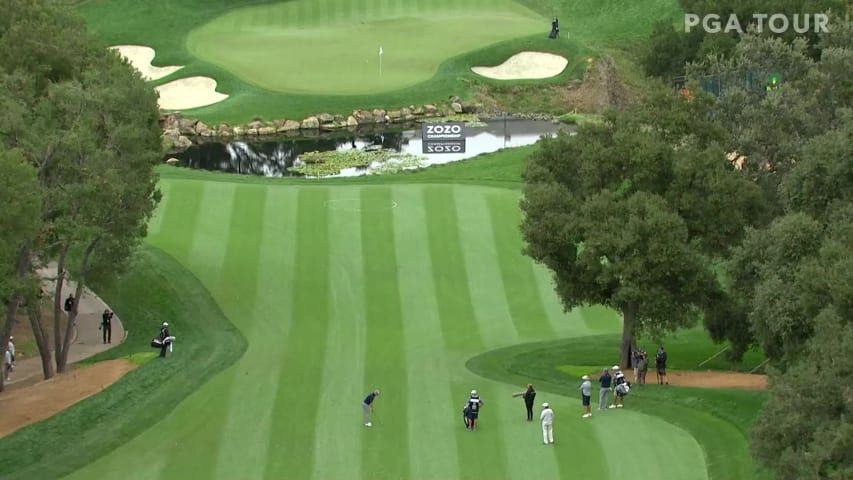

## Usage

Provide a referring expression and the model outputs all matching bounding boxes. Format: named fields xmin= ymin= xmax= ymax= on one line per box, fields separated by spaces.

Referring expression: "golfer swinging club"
xmin=362 ymin=389 xmax=380 ymax=427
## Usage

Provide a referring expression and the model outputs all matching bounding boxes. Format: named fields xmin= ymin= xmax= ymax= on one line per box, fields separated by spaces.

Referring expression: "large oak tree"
xmin=521 ymin=94 xmax=764 ymax=367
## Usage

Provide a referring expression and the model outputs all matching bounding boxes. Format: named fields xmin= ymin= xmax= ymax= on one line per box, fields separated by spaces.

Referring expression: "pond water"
xmin=168 ymin=119 xmax=570 ymax=178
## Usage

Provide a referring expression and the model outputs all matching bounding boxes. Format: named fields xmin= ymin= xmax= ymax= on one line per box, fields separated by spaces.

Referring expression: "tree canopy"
xmin=0 ymin=0 xmax=162 ymax=381
xmin=521 ymin=94 xmax=764 ymax=366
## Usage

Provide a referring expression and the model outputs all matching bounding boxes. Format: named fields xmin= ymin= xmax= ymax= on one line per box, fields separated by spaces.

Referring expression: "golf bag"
xmin=462 ymin=404 xmax=470 ymax=427
xmin=615 ymin=382 xmax=631 ymax=396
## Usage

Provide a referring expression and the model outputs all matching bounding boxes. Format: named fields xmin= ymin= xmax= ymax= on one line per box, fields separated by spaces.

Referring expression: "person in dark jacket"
xmin=100 ymin=309 xmax=113 ymax=344
xmin=513 ymin=384 xmax=537 ymax=421
xmin=656 ymin=346 xmax=668 ymax=384
xmin=64 ymin=294 xmax=75 ymax=313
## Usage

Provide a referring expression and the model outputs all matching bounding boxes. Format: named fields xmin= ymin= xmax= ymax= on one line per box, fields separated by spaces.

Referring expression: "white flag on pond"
xmin=379 ymin=46 xmax=383 ymax=56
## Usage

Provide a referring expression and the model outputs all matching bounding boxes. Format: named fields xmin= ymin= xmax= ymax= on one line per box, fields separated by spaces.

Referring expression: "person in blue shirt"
xmin=362 ymin=389 xmax=380 ymax=427
xmin=598 ymin=368 xmax=612 ymax=410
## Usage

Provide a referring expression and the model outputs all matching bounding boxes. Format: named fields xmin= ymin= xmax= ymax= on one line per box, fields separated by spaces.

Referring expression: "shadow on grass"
xmin=0 ymin=246 xmax=247 ymax=480
xmin=466 ymin=334 xmax=773 ymax=480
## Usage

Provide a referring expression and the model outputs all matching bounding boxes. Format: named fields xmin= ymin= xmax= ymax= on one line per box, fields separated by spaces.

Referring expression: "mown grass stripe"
xmin=453 ymin=186 xmax=520 ymax=348
xmin=392 ymin=186 xmax=461 ymax=480
xmin=159 ymin=182 xmax=236 ymax=478
xmin=185 ymin=182 xmax=236 ymax=289
xmin=487 ymin=193 xmax=557 ymax=340
xmin=423 ymin=186 xmax=484 ymax=353
xmin=150 ymin=180 xmax=204 ymax=262
xmin=264 ymin=187 xmax=331 ymax=479
xmin=210 ymin=185 xmax=286 ymax=480
xmin=360 ymin=186 xmax=410 ymax=480
xmin=450 ymin=379 xmax=510 ymax=479
xmin=597 ymin=412 xmax=709 ymax=480
xmin=312 ymin=188 xmax=366 ymax=480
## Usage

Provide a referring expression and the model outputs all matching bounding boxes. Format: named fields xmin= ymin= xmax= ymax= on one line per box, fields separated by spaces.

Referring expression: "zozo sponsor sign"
xmin=422 ymin=122 xmax=466 ymax=154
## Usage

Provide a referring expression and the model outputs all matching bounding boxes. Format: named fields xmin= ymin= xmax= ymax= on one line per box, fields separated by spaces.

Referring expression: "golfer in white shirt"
xmin=540 ymin=402 xmax=554 ymax=445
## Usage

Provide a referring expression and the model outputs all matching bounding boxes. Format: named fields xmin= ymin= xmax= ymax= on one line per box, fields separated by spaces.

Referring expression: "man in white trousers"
xmin=540 ymin=402 xmax=554 ymax=445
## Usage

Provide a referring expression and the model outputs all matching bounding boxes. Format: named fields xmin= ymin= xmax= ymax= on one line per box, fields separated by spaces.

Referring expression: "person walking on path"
xmin=100 ymin=310 xmax=113 ymax=344
xmin=64 ymin=294 xmax=75 ymax=313
xmin=598 ymin=368 xmax=612 ymax=410
xmin=362 ymin=389 xmax=380 ymax=427
xmin=580 ymin=375 xmax=593 ymax=418
xmin=512 ymin=384 xmax=536 ymax=421
xmin=540 ymin=402 xmax=554 ymax=445
xmin=465 ymin=390 xmax=484 ymax=431
xmin=6 ymin=336 xmax=14 ymax=366
xmin=656 ymin=346 xmax=668 ymax=384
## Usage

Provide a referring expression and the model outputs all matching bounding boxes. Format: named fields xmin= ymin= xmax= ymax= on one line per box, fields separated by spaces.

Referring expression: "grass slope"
xmin=0 ymin=247 xmax=246 ymax=480
xmin=186 ymin=0 xmax=545 ymax=94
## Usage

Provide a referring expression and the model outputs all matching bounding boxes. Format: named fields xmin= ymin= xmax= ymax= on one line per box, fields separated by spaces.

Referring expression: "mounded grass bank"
xmin=467 ymin=332 xmax=771 ymax=480
xmin=0 ymin=246 xmax=247 ymax=480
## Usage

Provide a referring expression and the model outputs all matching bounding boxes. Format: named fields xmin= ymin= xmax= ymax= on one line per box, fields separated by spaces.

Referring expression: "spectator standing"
xmin=632 ymin=349 xmax=641 ymax=382
xmin=580 ymin=375 xmax=592 ymax=418
xmin=100 ymin=310 xmax=113 ymax=344
xmin=656 ymin=346 xmax=668 ymax=384
xmin=638 ymin=351 xmax=649 ymax=385
xmin=362 ymin=389 xmax=380 ymax=427
xmin=512 ymin=384 xmax=537 ymax=421
xmin=598 ymin=368 xmax=612 ymax=410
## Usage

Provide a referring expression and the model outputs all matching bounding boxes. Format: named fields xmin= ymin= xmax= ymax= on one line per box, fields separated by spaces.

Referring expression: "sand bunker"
xmin=155 ymin=76 xmax=229 ymax=110
xmin=472 ymin=51 xmax=568 ymax=80
xmin=109 ymin=45 xmax=184 ymax=81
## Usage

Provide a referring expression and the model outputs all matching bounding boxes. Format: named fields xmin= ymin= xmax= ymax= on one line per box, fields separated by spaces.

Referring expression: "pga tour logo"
xmin=685 ymin=13 xmax=829 ymax=33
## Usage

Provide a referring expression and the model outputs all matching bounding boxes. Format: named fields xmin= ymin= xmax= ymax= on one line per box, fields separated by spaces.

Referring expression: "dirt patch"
xmin=559 ymin=56 xmax=633 ymax=112
xmin=0 ymin=359 xmax=136 ymax=439
xmin=659 ymin=370 xmax=768 ymax=390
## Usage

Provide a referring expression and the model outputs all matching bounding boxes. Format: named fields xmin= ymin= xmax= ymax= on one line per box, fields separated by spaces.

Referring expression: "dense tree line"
xmin=522 ymin=21 xmax=851 ymax=478
xmin=0 ymin=0 xmax=162 ymax=390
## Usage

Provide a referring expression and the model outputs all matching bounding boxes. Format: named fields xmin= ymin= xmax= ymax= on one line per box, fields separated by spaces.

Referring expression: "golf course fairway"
xmin=186 ymin=0 xmax=546 ymax=94
xmin=56 ymin=180 xmax=713 ymax=480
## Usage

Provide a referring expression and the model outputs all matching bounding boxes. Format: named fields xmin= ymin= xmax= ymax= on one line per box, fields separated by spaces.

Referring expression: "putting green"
xmin=186 ymin=0 xmax=546 ymax=95
xmin=60 ymin=181 xmax=709 ymax=480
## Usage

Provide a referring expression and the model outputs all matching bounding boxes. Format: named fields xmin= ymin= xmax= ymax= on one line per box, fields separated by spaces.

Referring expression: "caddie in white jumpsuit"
xmin=540 ymin=402 xmax=554 ymax=445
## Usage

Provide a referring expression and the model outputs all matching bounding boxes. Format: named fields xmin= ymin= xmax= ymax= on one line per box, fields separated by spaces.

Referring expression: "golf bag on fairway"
xmin=615 ymin=382 xmax=631 ymax=396
xmin=462 ymin=404 xmax=470 ymax=427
